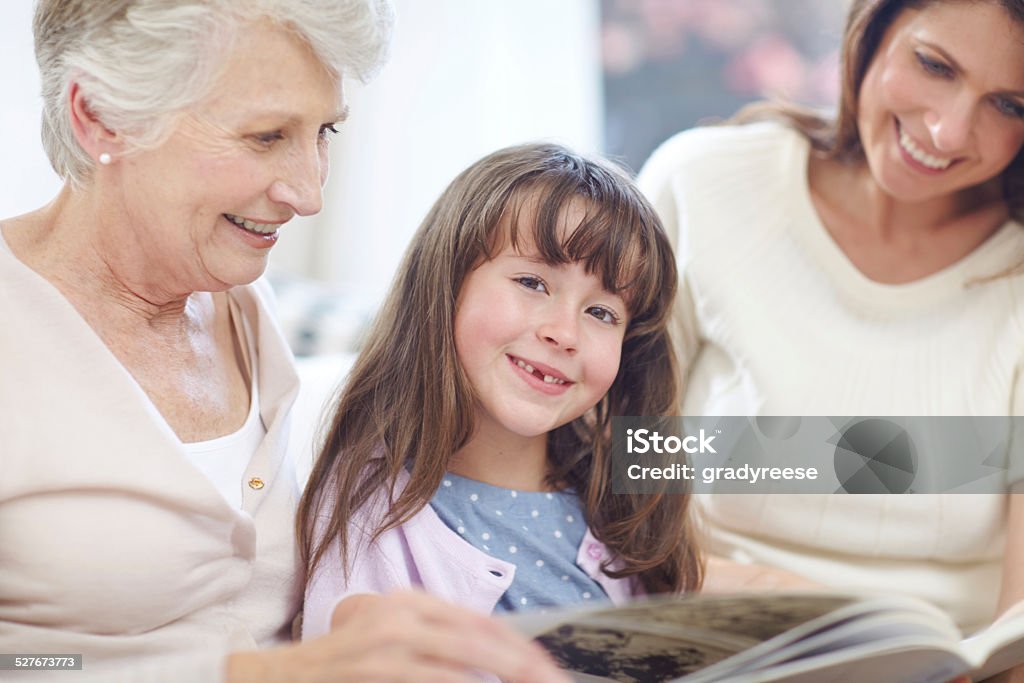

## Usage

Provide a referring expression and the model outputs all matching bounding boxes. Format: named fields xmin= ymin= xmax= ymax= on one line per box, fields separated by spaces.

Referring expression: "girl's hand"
xmin=228 ymin=590 xmax=571 ymax=683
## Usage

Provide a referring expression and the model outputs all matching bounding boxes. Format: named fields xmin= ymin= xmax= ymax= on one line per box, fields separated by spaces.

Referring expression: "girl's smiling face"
xmin=856 ymin=2 xmax=1024 ymax=204
xmin=454 ymin=206 xmax=628 ymax=446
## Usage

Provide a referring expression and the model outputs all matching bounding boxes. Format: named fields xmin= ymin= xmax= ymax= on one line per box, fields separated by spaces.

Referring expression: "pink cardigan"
xmin=302 ymin=469 xmax=640 ymax=640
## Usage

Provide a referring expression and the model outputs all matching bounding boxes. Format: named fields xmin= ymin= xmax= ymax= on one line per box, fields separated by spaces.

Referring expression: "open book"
xmin=508 ymin=592 xmax=1024 ymax=682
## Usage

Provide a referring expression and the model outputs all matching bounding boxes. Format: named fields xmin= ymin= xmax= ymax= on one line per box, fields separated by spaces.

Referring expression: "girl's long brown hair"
xmin=297 ymin=143 xmax=702 ymax=595
xmin=732 ymin=0 xmax=1024 ymax=222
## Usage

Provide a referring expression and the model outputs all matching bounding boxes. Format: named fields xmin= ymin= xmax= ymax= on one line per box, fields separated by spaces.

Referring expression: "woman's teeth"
xmin=898 ymin=128 xmax=953 ymax=170
xmin=514 ymin=358 xmax=566 ymax=385
xmin=224 ymin=213 xmax=278 ymax=234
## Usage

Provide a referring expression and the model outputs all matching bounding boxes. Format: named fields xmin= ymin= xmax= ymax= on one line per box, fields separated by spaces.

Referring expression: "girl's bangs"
xmin=496 ymin=181 xmax=666 ymax=316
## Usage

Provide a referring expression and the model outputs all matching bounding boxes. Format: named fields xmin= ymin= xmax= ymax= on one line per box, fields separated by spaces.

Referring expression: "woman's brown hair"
xmin=734 ymin=0 xmax=1024 ymax=222
xmin=297 ymin=142 xmax=702 ymax=595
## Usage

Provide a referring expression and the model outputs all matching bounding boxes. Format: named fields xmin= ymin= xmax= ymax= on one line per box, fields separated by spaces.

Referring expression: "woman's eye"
xmin=915 ymin=52 xmax=953 ymax=78
xmin=586 ymin=305 xmax=620 ymax=325
xmin=515 ymin=276 xmax=547 ymax=293
xmin=993 ymin=96 xmax=1024 ymax=120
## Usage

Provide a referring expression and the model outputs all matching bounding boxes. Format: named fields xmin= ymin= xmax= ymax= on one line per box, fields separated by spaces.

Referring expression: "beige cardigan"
xmin=0 ymin=234 xmax=302 ymax=681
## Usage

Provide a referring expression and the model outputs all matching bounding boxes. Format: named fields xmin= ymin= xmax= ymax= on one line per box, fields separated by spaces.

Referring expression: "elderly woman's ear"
xmin=67 ymin=81 xmax=120 ymax=168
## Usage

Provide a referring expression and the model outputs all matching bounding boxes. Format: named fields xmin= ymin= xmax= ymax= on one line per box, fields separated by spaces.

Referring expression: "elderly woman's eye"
xmin=254 ymin=131 xmax=285 ymax=145
xmin=319 ymin=123 xmax=340 ymax=139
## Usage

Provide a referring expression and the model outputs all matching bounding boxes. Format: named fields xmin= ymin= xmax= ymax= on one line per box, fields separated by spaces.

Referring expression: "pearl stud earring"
xmin=98 ymin=152 xmax=112 ymax=165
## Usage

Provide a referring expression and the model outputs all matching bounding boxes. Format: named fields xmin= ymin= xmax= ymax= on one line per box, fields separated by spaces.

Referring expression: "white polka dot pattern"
xmin=428 ymin=471 xmax=609 ymax=613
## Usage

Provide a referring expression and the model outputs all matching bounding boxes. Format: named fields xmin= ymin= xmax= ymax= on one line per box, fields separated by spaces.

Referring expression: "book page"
xmin=688 ymin=607 xmax=959 ymax=682
xmin=962 ymin=614 xmax=1024 ymax=679
xmin=510 ymin=592 xmax=973 ymax=683
xmin=513 ymin=593 xmax=857 ymax=682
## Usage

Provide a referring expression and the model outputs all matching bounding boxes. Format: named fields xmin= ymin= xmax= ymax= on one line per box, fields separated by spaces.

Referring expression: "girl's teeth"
xmin=514 ymin=358 xmax=566 ymax=384
xmin=898 ymin=128 xmax=953 ymax=170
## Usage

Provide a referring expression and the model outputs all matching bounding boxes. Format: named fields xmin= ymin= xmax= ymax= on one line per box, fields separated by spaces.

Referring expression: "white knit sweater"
xmin=638 ymin=121 xmax=1024 ymax=631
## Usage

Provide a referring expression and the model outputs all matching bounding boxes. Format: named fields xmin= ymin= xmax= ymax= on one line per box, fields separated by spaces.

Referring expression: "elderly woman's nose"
xmin=269 ymin=143 xmax=326 ymax=216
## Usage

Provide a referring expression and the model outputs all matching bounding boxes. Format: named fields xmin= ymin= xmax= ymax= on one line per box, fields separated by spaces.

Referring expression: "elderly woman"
xmin=0 ymin=2 xmax=568 ymax=682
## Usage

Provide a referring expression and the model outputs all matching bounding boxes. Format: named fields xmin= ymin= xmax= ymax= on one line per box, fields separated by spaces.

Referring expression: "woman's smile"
xmin=894 ymin=118 xmax=956 ymax=173
xmin=223 ymin=213 xmax=285 ymax=236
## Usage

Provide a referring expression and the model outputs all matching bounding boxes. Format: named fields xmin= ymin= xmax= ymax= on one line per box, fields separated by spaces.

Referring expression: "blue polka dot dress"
xmin=429 ymin=472 xmax=609 ymax=613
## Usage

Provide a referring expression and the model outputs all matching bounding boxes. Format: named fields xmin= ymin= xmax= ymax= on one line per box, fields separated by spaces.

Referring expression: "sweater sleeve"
xmin=301 ymin=480 xmax=408 ymax=641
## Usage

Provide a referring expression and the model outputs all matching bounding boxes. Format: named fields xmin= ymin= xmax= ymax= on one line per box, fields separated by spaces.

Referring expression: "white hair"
xmin=33 ymin=0 xmax=395 ymax=187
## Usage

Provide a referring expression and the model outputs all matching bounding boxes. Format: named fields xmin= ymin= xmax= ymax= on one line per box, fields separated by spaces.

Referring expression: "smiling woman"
xmin=0 ymin=2 xmax=569 ymax=683
xmin=637 ymin=0 xmax=1024 ymax=655
xmin=106 ymin=16 xmax=343 ymax=293
xmin=855 ymin=2 xmax=1024 ymax=221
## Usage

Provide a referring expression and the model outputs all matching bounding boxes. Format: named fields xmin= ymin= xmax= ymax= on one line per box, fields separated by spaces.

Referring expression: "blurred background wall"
xmin=602 ymin=0 xmax=843 ymax=171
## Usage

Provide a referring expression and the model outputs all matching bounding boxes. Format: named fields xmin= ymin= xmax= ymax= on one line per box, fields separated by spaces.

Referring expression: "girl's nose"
xmin=537 ymin=312 xmax=579 ymax=353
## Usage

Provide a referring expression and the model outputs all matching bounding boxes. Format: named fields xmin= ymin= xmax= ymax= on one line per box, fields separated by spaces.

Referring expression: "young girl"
xmin=298 ymin=143 xmax=703 ymax=640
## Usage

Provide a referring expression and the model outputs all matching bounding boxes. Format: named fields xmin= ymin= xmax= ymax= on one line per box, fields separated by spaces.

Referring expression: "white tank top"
xmin=180 ymin=298 xmax=266 ymax=509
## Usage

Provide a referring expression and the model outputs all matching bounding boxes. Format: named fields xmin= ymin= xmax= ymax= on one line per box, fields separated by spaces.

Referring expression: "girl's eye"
xmin=915 ymin=52 xmax=953 ymax=79
xmin=514 ymin=276 xmax=547 ymax=293
xmin=993 ymin=96 xmax=1024 ymax=120
xmin=586 ymin=305 xmax=620 ymax=325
